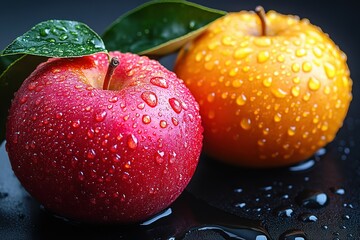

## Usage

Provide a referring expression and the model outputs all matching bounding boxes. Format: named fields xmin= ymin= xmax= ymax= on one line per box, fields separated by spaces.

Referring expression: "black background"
xmin=1 ymin=0 xmax=359 ymax=239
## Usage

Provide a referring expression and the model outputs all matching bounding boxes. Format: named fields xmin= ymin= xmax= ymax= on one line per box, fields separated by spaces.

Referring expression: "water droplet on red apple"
xmin=71 ymin=156 xmax=78 ymax=167
xmin=141 ymin=91 xmax=158 ymax=107
xmin=187 ymin=113 xmax=194 ymax=122
xmin=169 ymin=151 xmax=177 ymax=163
xmin=127 ymin=134 xmax=138 ymax=149
xmin=160 ymin=120 xmax=167 ymax=128
xmin=75 ymin=85 xmax=83 ymax=90
xmin=67 ymin=132 xmax=74 ymax=139
xmin=95 ymin=110 xmax=107 ymax=122
xmin=78 ymin=171 xmax=85 ymax=181
xmin=142 ymin=115 xmax=151 ymax=124
xmin=55 ymin=112 xmax=63 ymax=119
xmin=87 ymin=149 xmax=96 ymax=159
xmin=124 ymin=161 xmax=131 ymax=169
xmin=19 ymin=96 xmax=28 ymax=104
xmin=155 ymin=150 xmax=165 ymax=164
xmin=87 ymin=128 xmax=95 ymax=138
xmin=181 ymin=101 xmax=188 ymax=110
xmin=150 ymin=77 xmax=168 ymax=88
xmin=28 ymin=82 xmax=37 ymax=91
xmin=110 ymin=144 xmax=118 ymax=153
xmin=149 ymin=187 xmax=156 ymax=194
xmin=112 ymin=154 xmax=121 ymax=162
xmin=12 ymin=131 xmax=20 ymax=144
xmin=108 ymin=96 xmax=118 ymax=103
xmin=169 ymin=98 xmax=182 ymax=113
xmin=71 ymin=120 xmax=80 ymax=128
xmin=171 ymin=117 xmax=179 ymax=126
xmin=35 ymin=85 xmax=44 ymax=92
xmin=122 ymin=172 xmax=130 ymax=181
xmin=116 ymin=133 xmax=123 ymax=141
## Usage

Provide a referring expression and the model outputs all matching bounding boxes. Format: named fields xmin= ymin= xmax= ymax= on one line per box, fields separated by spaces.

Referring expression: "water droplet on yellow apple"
xmin=240 ymin=118 xmax=251 ymax=130
xmin=324 ymin=62 xmax=336 ymax=79
xmin=236 ymin=94 xmax=247 ymax=106
xmin=308 ymin=77 xmax=321 ymax=91
xmin=257 ymin=51 xmax=270 ymax=63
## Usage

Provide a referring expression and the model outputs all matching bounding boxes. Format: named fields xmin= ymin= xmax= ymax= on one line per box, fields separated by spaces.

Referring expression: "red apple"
xmin=5 ymin=51 xmax=203 ymax=223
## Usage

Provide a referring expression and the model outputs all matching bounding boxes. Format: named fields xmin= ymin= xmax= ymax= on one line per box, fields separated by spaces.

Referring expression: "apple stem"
xmin=103 ymin=57 xmax=120 ymax=90
xmin=255 ymin=6 xmax=267 ymax=36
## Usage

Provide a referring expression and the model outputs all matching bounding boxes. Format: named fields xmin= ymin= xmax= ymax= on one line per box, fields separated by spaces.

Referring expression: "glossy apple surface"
xmin=6 ymin=52 xmax=203 ymax=223
xmin=175 ymin=10 xmax=352 ymax=167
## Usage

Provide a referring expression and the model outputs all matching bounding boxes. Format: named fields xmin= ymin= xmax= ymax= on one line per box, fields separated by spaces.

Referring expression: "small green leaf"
xmin=0 ymin=55 xmax=47 ymax=142
xmin=102 ymin=0 xmax=226 ymax=56
xmin=1 ymin=20 xmax=106 ymax=58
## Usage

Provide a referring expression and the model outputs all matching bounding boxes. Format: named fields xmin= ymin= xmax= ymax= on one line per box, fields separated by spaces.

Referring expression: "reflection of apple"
xmin=5 ymin=51 xmax=203 ymax=223
xmin=175 ymin=7 xmax=352 ymax=167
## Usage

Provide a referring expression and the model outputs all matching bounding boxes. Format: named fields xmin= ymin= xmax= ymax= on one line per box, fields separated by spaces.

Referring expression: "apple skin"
xmin=174 ymin=10 xmax=352 ymax=167
xmin=5 ymin=52 xmax=203 ymax=223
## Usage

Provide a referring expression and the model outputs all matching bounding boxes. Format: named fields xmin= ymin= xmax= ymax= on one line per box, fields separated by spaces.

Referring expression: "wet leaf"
xmin=102 ymin=0 xmax=226 ymax=56
xmin=1 ymin=20 xmax=106 ymax=58
xmin=0 ymin=55 xmax=47 ymax=142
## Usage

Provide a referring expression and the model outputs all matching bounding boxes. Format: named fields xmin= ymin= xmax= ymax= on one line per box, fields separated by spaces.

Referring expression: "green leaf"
xmin=0 ymin=55 xmax=47 ymax=142
xmin=102 ymin=0 xmax=226 ymax=56
xmin=1 ymin=20 xmax=107 ymax=58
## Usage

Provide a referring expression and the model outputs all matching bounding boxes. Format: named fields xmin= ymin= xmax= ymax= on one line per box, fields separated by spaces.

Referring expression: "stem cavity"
xmin=103 ymin=57 xmax=120 ymax=90
xmin=255 ymin=6 xmax=267 ymax=36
